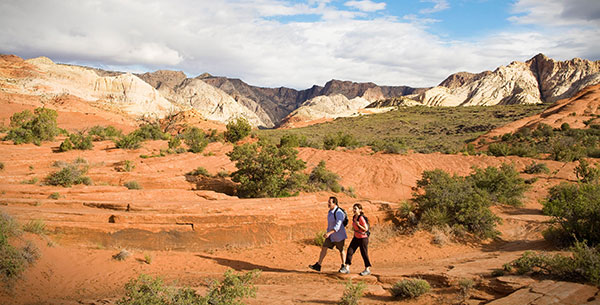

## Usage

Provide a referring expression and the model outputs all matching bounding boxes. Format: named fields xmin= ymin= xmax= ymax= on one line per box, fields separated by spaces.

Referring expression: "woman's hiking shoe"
xmin=309 ymin=263 xmax=321 ymax=272
xmin=359 ymin=269 xmax=371 ymax=276
xmin=339 ymin=265 xmax=349 ymax=274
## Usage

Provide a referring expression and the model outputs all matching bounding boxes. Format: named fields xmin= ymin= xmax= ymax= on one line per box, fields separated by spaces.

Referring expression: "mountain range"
xmin=1 ymin=53 xmax=599 ymax=128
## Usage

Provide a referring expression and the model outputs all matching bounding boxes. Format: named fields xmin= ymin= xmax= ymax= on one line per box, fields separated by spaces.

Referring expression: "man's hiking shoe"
xmin=339 ymin=265 xmax=349 ymax=274
xmin=359 ymin=269 xmax=371 ymax=276
xmin=309 ymin=263 xmax=321 ymax=272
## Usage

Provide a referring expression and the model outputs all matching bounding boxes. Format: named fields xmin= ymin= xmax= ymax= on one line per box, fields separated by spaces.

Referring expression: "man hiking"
xmin=309 ymin=196 xmax=348 ymax=273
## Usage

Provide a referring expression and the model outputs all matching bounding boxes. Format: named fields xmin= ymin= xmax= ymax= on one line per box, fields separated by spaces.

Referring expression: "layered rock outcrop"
xmin=410 ymin=54 xmax=600 ymax=107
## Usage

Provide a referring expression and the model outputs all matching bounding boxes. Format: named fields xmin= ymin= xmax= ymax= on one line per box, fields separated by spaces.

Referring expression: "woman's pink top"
xmin=352 ymin=215 xmax=368 ymax=238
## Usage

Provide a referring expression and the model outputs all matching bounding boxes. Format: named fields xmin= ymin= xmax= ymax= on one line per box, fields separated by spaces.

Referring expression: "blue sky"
xmin=0 ymin=0 xmax=599 ymax=89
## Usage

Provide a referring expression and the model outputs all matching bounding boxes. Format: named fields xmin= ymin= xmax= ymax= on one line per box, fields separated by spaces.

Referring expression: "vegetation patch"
xmin=504 ymin=241 xmax=600 ymax=286
xmin=59 ymin=132 xmax=93 ymax=151
xmin=228 ymin=141 xmax=306 ymax=198
xmin=391 ymin=279 xmax=431 ymax=299
xmin=488 ymin=123 xmax=600 ymax=161
xmin=22 ymin=219 xmax=46 ymax=235
xmin=338 ymin=280 xmax=366 ymax=305
xmin=44 ymin=158 xmax=92 ymax=187
xmin=257 ymin=104 xmax=546 ymax=153
xmin=0 ymin=212 xmax=40 ymax=289
xmin=124 ymin=181 xmax=142 ymax=190
xmin=3 ymin=108 xmax=63 ymax=145
xmin=225 ymin=117 xmax=251 ymax=143
xmin=117 ymin=269 xmax=260 ymax=305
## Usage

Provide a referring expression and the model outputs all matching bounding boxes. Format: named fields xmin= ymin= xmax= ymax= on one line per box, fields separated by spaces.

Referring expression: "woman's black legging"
xmin=345 ymin=237 xmax=371 ymax=267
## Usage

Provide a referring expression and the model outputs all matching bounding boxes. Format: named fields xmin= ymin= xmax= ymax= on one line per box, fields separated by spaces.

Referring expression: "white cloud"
xmin=344 ymin=0 xmax=386 ymax=12
xmin=510 ymin=0 xmax=600 ymax=27
xmin=0 ymin=0 xmax=598 ymax=89
xmin=419 ymin=0 xmax=449 ymax=14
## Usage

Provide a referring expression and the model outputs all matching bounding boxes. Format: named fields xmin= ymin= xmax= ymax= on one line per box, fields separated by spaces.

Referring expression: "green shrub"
xmin=44 ymin=159 xmax=91 ymax=187
xmin=21 ymin=177 xmax=39 ymax=185
xmin=413 ymin=169 xmax=501 ymax=238
xmin=22 ymin=219 xmax=46 ymax=235
xmin=225 ymin=117 xmax=252 ymax=143
xmin=124 ymin=181 xmax=142 ymax=190
xmin=505 ymin=241 xmax=600 ymax=285
xmin=227 ymin=141 xmax=306 ymax=198
xmin=391 ymin=279 xmax=431 ymax=299
xmin=0 ymin=212 xmax=40 ymax=288
xmin=117 ymin=270 xmax=262 ymax=305
xmin=187 ymin=167 xmax=211 ymax=177
xmin=204 ymin=269 xmax=261 ymax=305
xmin=168 ymin=136 xmax=181 ymax=149
xmin=468 ymin=164 xmax=529 ymax=207
xmin=115 ymin=160 xmax=135 ymax=172
xmin=115 ymin=133 xmax=144 ymax=149
xmin=132 ymin=123 xmax=168 ymax=141
xmin=574 ymin=159 xmax=600 ymax=184
xmin=143 ymin=253 xmax=152 ymax=265
xmin=217 ymin=170 xmax=229 ymax=178
xmin=542 ymin=182 xmax=600 ymax=245
xmin=88 ymin=125 xmax=122 ymax=141
xmin=4 ymin=108 xmax=60 ymax=145
xmin=279 ymin=133 xmax=300 ymax=147
xmin=487 ymin=142 xmax=510 ymax=156
xmin=48 ymin=192 xmax=60 ymax=200
xmin=183 ymin=127 xmax=209 ymax=153
xmin=524 ymin=162 xmax=550 ymax=174
xmin=59 ymin=137 xmax=73 ymax=151
xmin=338 ymin=280 xmax=366 ymax=305
xmin=370 ymin=138 xmax=406 ymax=154
xmin=323 ymin=132 xmax=358 ymax=150
xmin=307 ymin=160 xmax=342 ymax=192
xmin=314 ymin=230 xmax=326 ymax=246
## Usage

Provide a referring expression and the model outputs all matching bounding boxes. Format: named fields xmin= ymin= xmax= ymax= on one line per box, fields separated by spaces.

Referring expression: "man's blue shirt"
xmin=327 ymin=207 xmax=347 ymax=242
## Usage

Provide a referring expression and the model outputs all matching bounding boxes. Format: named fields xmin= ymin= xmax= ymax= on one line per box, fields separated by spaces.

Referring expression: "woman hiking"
xmin=339 ymin=203 xmax=371 ymax=276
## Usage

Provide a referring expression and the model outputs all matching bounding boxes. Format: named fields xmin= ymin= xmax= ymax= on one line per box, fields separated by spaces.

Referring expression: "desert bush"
xmin=88 ymin=125 xmax=122 ymax=141
xmin=370 ymin=138 xmax=407 ymax=154
xmin=48 ymin=192 xmax=60 ymax=200
xmin=487 ymin=142 xmax=510 ymax=156
xmin=391 ymin=279 xmax=431 ymax=299
xmin=115 ymin=133 xmax=144 ymax=149
xmin=0 ymin=162 xmax=4 ymax=171
xmin=168 ymin=136 xmax=181 ymax=149
xmin=413 ymin=169 xmax=501 ymax=239
xmin=574 ymin=159 xmax=600 ymax=184
xmin=60 ymin=133 xmax=93 ymax=151
xmin=187 ymin=167 xmax=212 ymax=177
xmin=542 ymin=182 xmax=600 ymax=245
xmin=118 ymin=270 xmax=261 ymax=305
xmin=4 ymin=108 xmax=61 ymax=145
xmin=183 ymin=127 xmax=209 ymax=153
xmin=227 ymin=141 xmax=306 ymax=198
xmin=44 ymin=159 xmax=91 ymax=187
xmin=279 ymin=133 xmax=301 ymax=147
xmin=124 ymin=181 xmax=142 ymax=190
xmin=217 ymin=170 xmax=229 ymax=178
xmin=0 ymin=212 xmax=40 ymax=288
xmin=113 ymin=249 xmax=131 ymax=261
xmin=144 ymin=253 xmax=152 ymax=265
xmin=115 ymin=160 xmax=135 ymax=172
xmin=225 ymin=117 xmax=252 ymax=143
xmin=550 ymin=138 xmax=586 ymax=162
xmin=21 ymin=177 xmax=39 ymax=185
xmin=307 ymin=160 xmax=342 ymax=192
xmin=468 ymin=164 xmax=529 ymax=207
xmin=458 ymin=278 xmax=474 ymax=299
xmin=22 ymin=219 xmax=46 ymax=235
xmin=338 ymin=280 xmax=366 ymax=305
xmin=524 ymin=161 xmax=550 ymax=174
xmin=133 ymin=123 xmax=168 ymax=141
xmin=314 ymin=230 xmax=326 ymax=246
xmin=505 ymin=241 xmax=600 ymax=285
xmin=323 ymin=132 xmax=358 ymax=150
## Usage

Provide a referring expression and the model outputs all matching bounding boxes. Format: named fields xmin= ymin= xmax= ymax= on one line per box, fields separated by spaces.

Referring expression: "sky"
xmin=0 ymin=0 xmax=599 ymax=89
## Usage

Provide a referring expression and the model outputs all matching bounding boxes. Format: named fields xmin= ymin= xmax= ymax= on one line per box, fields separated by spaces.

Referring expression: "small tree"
xmin=182 ymin=127 xmax=209 ymax=153
xmin=227 ymin=141 xmax=306 ymax=198
xmin=225 ymin=117 xmax=252 ymax=143
xmin=4 ymin=108 xmax=61 ymax=145
xmin=308 ymin=160 xmax=342 ymax=192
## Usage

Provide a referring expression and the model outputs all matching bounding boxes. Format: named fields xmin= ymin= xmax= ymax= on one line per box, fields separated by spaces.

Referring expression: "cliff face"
xmin=413 ymin=54 xmax=600 ymax=107
xmin=2 ymin=56 xmax=173 ymax=118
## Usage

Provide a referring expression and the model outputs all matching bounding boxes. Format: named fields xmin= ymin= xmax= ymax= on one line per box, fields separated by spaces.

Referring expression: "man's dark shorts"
xmin=323 ymin=237 xmax=345 ymax=251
